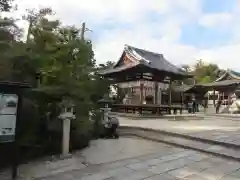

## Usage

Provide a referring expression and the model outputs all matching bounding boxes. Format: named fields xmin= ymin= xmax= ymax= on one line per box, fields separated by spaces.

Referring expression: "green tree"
xmin=194 ymin=59 xmax=222 ymax=83
xmin=24 ymin=9 xmax=98 ymax=150
xmin=178 ymin=60 xmax=223 ymax=85
xmin=0 ymin=0 xmax=14 ymax=12
xmin=0 ymin=6 xmax=111 ymax=163
xmin=0 ymin=0 xmax=22 ymax=80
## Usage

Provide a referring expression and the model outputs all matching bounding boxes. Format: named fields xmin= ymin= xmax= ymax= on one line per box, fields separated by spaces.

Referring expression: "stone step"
xmin=120 ymin=126 xmax=240 ymax=149
xmin=203 ymin=115 xmax=240 ymax=121
xmin=119 ymin=127 xmax=240 ymax=161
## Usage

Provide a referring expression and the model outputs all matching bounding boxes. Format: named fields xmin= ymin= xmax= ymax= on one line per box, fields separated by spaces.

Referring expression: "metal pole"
xmin=12 ymin=93 xmax=22 ymax=180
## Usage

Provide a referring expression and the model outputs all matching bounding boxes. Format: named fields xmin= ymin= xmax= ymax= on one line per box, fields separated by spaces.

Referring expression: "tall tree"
xmin=0 ymin=0 xmax=14 ymax=12
xmin=194 ymin=59 xmax=222 ymax=83
xmin=0 ymin=0 xmax=22 ymax=79
xmin=178 ymin=60 xmax=223 ymax=85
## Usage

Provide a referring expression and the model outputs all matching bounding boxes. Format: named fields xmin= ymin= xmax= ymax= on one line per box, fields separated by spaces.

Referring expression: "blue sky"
xmin=15 ymin=0 xmax=240 ymax=70
xmin=181 ymin=0 xmax=236 ymax=48
xmin=202 ymin=0 xmax=236 ymax=13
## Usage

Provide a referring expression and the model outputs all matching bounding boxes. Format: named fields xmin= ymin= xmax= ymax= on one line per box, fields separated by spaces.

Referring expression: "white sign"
xmin=0 ymin=94 xmax=18 ymax=143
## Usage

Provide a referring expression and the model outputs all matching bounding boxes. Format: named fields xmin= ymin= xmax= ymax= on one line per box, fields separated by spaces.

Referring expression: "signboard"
xmin=0 ymin=93 xmax=18 ymax=143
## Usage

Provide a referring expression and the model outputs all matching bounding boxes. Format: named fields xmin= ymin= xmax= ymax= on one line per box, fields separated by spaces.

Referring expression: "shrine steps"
xmin=119 ymin=126 xmax=240 ymax=162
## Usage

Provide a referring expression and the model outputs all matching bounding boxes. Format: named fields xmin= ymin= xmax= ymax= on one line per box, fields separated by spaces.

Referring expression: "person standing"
xmin=203 ymin=98 xmax=208 ymax=113
xmin=192 ymin=96 xmax=196 ymax=113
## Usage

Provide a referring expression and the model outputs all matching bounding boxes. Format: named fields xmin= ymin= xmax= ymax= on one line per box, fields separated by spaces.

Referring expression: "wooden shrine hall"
xmin=98 ymin=45 xmax=193 ymax=114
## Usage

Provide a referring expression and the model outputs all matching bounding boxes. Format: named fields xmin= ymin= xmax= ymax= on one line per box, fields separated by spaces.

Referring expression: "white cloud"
xmin=94 ymin=27 xmax=199 ymax=67
xmin=198 ymin=44 xmax=240 ymax=69
xmin=198 ymin=13 xmax=233 ymax=28
xmin=11 ymin=0 xmax=240 ymax=71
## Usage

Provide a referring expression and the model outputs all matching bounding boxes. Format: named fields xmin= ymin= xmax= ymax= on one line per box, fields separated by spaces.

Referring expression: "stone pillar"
xmin=100 ymin=104 xmax=111 ymax=124
xmin=62 ymin=118 xmax=71 ymax=156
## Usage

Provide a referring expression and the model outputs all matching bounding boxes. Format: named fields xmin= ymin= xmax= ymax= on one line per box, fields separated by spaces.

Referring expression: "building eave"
xmin=215 ymin=69 xmax=240 ymax=82
xmin=215 ymin=70 xmax=228 ymax=82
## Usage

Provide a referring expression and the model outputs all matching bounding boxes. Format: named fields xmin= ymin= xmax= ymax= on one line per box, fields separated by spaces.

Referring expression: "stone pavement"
xmin=118 ymin=116 xmax=240 ymax=146
xmin=1 ymin=137 xmax=240 ymax=180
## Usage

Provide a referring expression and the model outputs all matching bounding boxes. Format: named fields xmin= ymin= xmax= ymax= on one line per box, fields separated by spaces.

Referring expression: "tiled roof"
xmin=99 ymin=45 xmax=192 ymax=78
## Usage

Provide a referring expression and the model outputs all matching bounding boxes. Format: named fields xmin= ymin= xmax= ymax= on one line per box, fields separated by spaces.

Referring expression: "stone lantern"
xmin=98 ymin=98 xmax=113 ymax=124
xmin=58 ymin=99 xmax=76 ymax=156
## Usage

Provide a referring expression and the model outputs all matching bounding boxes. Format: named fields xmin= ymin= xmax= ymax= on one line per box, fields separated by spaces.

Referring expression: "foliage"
xmin=91 ymin=61 xmax=114 ymax=102
xmin=0 ymin=0 xmax=14 ymax=12
xmin=0 ymin=6 xmax=111 ymax=166
xmin=193 ymin=59 xmax=222 ymax=83
xmin=179 ymin=60 xmax=222 ymax=85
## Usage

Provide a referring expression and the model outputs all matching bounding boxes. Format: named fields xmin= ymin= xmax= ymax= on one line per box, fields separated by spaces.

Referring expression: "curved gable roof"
xmin=215 ymin=69 xmax=240 ymax=82
xmin=99 ymin=45 xmax=193 ymax=78
xmin=127 ymin=45 xmax=185 ymax=74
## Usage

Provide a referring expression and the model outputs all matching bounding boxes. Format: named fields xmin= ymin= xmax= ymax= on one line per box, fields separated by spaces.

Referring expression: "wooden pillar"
xmin=168 ymin=79 xmax=172 ymax=106
xmin=181 ymin=92 xmax=184 ymax=105
xmin=168 ymin=79 xmax=172 ymax=114
xmin=180 ymin=92 xmax=183 ymax=114
xmin=116 ymin=85 xmax=120 ymax=102
xmin=180 ymin=81 xmax=184 ymax=106
xmin=144 ymin=86 xmax=147 ymax=103
xmin=140 ymin=82 xmax=144 ymax=104
xmin=159 ymin=89 xmax=162 ymax=105
xmin=213 ymin=90 xmax=216 ymax=107
xmin=223 ymin=92 xmax=225 ymax=105
xmin=154 ymin=82 xmax=158 ymax=104
xmin=227 ymin=91 xmax=231 ymax=107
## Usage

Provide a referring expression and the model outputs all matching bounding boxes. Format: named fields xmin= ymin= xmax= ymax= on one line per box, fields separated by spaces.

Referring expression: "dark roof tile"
xmin=98 ymin=45 xmax=192 ymax=78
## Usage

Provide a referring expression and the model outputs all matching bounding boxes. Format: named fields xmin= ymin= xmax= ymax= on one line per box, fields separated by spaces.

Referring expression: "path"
xmin=1 ymin=137 xmax=240 ymax=180
xmin=118 ymin=116 xmax=240 ymax=146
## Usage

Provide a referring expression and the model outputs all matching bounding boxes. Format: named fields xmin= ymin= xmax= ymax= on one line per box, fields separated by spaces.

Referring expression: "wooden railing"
xmin=111 ymin=103 xmax=183 ymax=115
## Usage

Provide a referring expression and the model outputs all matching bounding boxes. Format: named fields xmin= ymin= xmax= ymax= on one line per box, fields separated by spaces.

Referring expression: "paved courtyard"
xmin=1 ymin=137 xmax=239 ymax=180
xmin=118 ymin=117 xmax=240 ymax=146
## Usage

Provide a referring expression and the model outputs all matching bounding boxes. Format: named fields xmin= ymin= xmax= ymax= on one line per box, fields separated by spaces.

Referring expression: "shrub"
xmin=70 ymin=116 xmax=93 ymax=151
